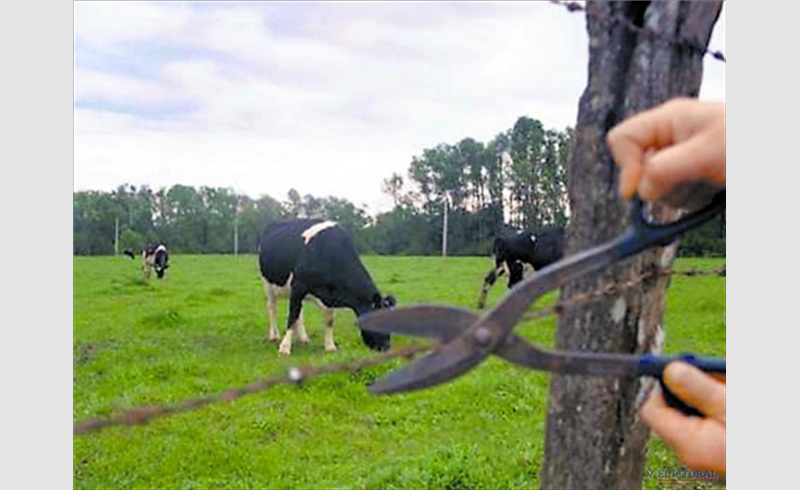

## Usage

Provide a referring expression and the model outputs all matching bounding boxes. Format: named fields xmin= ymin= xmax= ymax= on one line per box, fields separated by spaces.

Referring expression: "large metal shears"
xmin=359 ymin=192 xmax=726 ymax=417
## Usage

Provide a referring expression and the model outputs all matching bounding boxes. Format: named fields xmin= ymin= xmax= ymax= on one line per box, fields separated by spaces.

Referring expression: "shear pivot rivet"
xmin=473 ymin=327 xmax=492 ymax=346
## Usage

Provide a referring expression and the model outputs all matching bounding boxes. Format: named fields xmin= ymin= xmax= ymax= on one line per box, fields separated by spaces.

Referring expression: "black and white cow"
xmin=142 ymin=243 xmax=169 ymax=280
xmin=477 ymin=226 xmax=565 ymax=309
xmin=258 ymin=219 xmax=395 ymax=356
xmin=123 ymin=249 xmax=136 ymax=259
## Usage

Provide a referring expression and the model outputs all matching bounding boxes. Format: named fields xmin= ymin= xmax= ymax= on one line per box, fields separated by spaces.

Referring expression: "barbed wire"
xmin=73 ymin=0 xmax=727 ymax=439
xmin=523 ymin=265 xmax=726 ymax=321
xmin=74 ymin=342 xmax=432 ymax=435
xmin=74 ymin=265 xmax=724 ymax=435
xmin=549 ymin=1 xmax=726 ymax=63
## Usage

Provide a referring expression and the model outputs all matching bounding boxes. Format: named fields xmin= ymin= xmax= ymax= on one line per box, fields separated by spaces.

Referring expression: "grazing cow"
xmin=258 ymin=219 xmax=395 ymax=356
xmin=123 ymin=249 xmax=136 ymax=259
xmin=142 ymin=243 xmax=169 ymax=280
xmin=477 ymin=226 xmax=565 ymax=309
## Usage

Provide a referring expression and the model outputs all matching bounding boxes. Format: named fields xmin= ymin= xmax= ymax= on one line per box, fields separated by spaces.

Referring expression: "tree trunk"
xmin=541 ymin=2 xmax=722 ymax=489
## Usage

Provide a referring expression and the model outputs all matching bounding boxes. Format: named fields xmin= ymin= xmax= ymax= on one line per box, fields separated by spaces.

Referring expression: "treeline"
xmin=73 ymin=116 xmax=724 ymax=257
xmin=73 ymin=185 xmax=369 ymax=255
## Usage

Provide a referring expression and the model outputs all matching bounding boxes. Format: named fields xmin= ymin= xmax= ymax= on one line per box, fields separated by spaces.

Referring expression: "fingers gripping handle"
xmin=659 ymin=378 xmax=704 ymax=417
xmin=640 ymin=354 xmax=726 ymax=417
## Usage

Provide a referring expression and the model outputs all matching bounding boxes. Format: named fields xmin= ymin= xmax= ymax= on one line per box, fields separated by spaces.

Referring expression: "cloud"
xmin=74 ymin=2 xmax=725 ymax=214
xmin=74 ymin=2 xmax=195 ymax=46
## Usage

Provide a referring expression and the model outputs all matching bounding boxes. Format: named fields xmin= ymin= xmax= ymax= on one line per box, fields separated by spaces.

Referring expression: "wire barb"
xmin=549 ymin=1 xmax=726 ymax=63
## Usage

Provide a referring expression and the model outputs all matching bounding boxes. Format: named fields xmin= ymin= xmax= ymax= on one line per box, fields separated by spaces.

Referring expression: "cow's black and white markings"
xmin=477 ymin=226 xmax=565 ymax=308
xmin=142 ymin=243 xmax=169 ymax=280
xmin=258 ymin=219 xmax=396 ymax=356
xmin=123 ymin=249 xmax=136 ymax=260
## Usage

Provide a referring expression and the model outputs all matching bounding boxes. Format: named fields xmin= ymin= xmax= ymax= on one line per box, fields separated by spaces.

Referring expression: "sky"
xmin=74 ymin=1 xmax=725 ymax=215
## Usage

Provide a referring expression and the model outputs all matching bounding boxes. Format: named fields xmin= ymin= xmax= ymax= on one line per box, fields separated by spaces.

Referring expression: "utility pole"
xmin=233 ymin=195 xmax=239 ymax=256
xmin=441 ymin=194 xmax=449 ymax=257
xmin=114 ymin=217 xmax=119 ymax=256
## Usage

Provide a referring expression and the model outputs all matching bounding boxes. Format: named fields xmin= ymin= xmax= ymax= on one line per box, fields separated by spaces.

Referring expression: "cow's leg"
xmin=507 ymin=260 xmax=524 ymax=288
xmin=477 ymin=260 xmax=506 ymax=309
xmin=309 ymin=297 xmax=336 ymax=352
xmin=278 ymin=328 xmax=293 ymax=356
xmin=522 ymin=263 xmax=536 ymax=282
xmin=142 ymin=254 xmax=154 ymax=280
xmin=477 ymin=269 xmax=496 ymax=310
xmin=279 ymin=288 xmax=306 ymax=356
xmin=294 ymin=309 xmax=310 ymax=344
xmin=323 ymin=308 xmax=336 ymax=352
xmin=263 ymin=279 xmax=280 ymax=342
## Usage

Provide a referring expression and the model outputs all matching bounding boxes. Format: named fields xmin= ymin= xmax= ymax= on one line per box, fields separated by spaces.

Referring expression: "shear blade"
xmin=362 ymin=305 xmax=559 ymax=393
xmin=369 ymin=334 xmax=489 ymax=394
xmin=358 ymin=305 xmax=479 ymax=341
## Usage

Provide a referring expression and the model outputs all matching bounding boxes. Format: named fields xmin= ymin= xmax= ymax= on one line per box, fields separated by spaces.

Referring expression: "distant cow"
xmin=142 ymin=243 xmax=169 ymax=280
xmin=477 ymin=226 xmax=565 ymax=309
xmin=123 ymin=249 xmax=136 ymax=259
xmin=258 ymin=219 xmax=396 ymax=356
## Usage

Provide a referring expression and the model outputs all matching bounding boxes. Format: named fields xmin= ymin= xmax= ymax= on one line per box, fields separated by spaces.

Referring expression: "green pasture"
xmin=74 ymin=255 xmax=725 ymax=489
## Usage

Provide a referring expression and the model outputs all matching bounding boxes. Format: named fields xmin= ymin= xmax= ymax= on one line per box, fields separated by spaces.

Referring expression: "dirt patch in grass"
xmin=73 ymin=342 xmax=99 ymax=366
xmin=137 ymin=310 xmax=185 ymax=330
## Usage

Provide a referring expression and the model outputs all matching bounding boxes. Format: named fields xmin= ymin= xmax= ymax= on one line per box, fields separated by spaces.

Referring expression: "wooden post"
xmin=541 ymin=2 xmax=723 ymax=489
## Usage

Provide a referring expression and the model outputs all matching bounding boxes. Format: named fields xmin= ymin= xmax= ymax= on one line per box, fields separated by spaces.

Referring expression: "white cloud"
xmin=74 ymin=1 xmax=194 ymax=46
xmin=74 ymin=2 xmax=726 ymax=214
xmin=74 ymin=67 xmax=171 ymax=102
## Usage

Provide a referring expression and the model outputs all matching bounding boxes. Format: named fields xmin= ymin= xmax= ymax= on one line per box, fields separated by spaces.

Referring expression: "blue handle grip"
xmin=639 ymin=353 xmax=725 ymax=417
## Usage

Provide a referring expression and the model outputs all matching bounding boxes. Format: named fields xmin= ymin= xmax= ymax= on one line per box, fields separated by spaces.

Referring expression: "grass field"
xmin=73 ymin=255 xmax=725 ymax=489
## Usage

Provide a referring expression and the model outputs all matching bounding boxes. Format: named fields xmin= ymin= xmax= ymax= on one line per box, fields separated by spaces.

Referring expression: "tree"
xmin=381 ymin=172 xmax=404 ymax=208
xmin=163 ymin=185 xmax=206 ymax=252
xmin=73 ymin=190 xmax=122 ymax=255
xmin=285 ymin=188 xmax=304 ymax=218
xmin=238 ymin=193 xmax=286 ymax=253
xmin=508 ymin=116 xmax=546 ymax=229
xmin=540 ymin=129 xmax=570 ymax=227
xmin=119 ymin=228 xmax=144 ymax=253
xmin=541 ymin=3 xmax=724 ymax=489
xmin=201 ymin=187 xmax=237 ymax=253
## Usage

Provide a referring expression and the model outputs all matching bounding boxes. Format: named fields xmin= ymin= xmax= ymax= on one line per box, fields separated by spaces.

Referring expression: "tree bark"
xmin=541 ymin=2 xmax=722 ymax=489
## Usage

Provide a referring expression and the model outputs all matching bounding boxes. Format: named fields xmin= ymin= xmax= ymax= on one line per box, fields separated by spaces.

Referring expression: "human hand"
xmin=607 ymin=98 xmax=725 ymax=209
xmin=639 ymin=361 xmax=726 ymax=476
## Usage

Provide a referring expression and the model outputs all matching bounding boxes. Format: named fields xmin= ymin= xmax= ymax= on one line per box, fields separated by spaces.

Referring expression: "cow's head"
xmin=154 ymin=247 xmax=169 ymax=279
xmin=359 ymin=293 xmax=396 ymax=352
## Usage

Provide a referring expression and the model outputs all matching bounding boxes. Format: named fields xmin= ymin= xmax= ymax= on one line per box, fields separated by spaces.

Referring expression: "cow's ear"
xmin=383 ymin=295 xmax=397 ymax=309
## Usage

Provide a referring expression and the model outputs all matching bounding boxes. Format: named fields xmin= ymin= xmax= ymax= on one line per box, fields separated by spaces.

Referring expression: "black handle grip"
xmin=616 ymin=191 xmax=726 ymax=258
